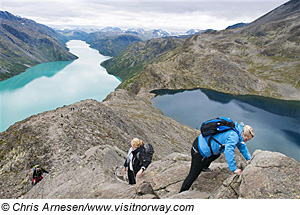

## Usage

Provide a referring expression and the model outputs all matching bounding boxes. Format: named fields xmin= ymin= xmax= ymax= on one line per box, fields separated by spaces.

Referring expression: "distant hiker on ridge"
xmin=122 ymin=138 xmax=153 ymax=184
xmin=180 ymin=117 xmax=254 ymax=193
xmin=32 ymin=165 xmax=49 ymax=186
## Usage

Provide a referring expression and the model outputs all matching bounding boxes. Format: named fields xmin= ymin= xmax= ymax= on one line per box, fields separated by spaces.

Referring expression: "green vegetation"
xmin=101 ymin=37 xmax=184 ymax=88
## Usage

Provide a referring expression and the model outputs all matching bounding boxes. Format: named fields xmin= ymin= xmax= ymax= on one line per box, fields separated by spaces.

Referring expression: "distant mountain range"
xmin=58 ymin=27 xmax=206 ymax=40
xmin=57 ymin=27 xmax=208 ymax=56
xmin=225 ymin=22 xmax=248 ymax=30
xmin=0 ymin=11 xmax=77 ymax=81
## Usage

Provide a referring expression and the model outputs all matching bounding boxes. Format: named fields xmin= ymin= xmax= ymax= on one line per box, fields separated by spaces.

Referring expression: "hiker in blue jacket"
xmin=179 ymin=120 xmax=254 ymax=193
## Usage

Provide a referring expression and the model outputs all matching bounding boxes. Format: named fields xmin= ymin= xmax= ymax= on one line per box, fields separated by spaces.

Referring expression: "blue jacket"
xmin=198 ymin=122 xmax=251 ymax=172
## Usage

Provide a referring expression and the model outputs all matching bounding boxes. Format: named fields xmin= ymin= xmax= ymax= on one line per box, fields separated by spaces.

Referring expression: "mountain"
xmin=121 ymin=28 xmax=172 ymax=40
xmin=101 ymin=37 xmax=184 ymax=85
xmin=225 ymin=22 xmax=248 ymax=30
xmin=85 ymin=28 xmax=191 ymax=57
xmin=151 ymin=29 xmax=170 ymax=38
xmin=98 ymin=26 xmax=123 ymax=33
xmin=125 ymin=28 xmax=206 ymax=40
xmin=56 ymin=29 xmax=89 ymax=41
xmin=87 ymin=33 xmax=142 ymax=56
xmin=0 ymin=11 xmax=77 ymax=81
xmin=0 ymin=90 xmax=299 ymax=199
xmin=125 ymin=28 xmax=145 ymax=35
xmin=102 ymin=0 xmax=300 ymax=100
xmin=185 ymin=29 xmax=205 ymax=35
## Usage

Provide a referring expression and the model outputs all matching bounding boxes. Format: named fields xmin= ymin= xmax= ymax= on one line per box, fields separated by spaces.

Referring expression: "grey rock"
xmin=210 ymin=150 xmax=300 ymax=199
xmin=168 ymin=190 xmax=210 ymax=199
xmin=136 ymin=182 xmax=155 ymax=195
xmin=239 ymin=150 xmax=300 ymax=199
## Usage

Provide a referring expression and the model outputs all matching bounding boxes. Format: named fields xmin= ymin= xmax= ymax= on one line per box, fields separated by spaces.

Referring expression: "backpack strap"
xmin=207 ymin=128 xmax=233 ymax=156
xmin=136 ymin=147 xmax=145 ymax=162
xmin=207 ymin=136 xmax=215 ymax=156
xmin=137 ymin=152 xmax=141 ymax=162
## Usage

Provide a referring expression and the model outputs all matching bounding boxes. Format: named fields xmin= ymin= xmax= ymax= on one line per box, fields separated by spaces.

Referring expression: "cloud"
xmin=1 ymin=0 xmax=288 ymax=31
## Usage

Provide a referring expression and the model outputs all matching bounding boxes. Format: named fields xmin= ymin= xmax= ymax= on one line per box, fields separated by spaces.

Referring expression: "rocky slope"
xmin=0 ymin=90 xmax=299 ymax=199
xmin=0 ymin=11 xmax=77 ymax=81
xmin=103 ymin=0 xmax=300 ymax=100
xmin=22 ymin=150 xmax=300 ymax=199
xmin=0 ymin=90 xmax=197 ymax=198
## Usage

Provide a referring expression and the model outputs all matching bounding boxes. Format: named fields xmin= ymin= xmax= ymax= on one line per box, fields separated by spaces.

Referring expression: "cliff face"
xmin=0 ymin=11 xmax=77 ymax=81
xmin=0 ymin=90 xmax=299 ymax=199
xmin=103 ymin=0 xmax=300 ymax=100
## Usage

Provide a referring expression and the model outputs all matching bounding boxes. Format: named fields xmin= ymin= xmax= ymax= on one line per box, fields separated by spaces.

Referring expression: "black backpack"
xmin=200 ymin=117 xmax=237 ymax=155
xmin=144 ymin=143 xmax=154 ymax=159
xmin=137 ymin=143 xmax=154 ymax=162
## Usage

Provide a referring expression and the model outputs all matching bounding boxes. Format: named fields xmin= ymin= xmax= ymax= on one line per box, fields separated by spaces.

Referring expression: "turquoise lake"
xmin=152 ymin=89 xmax=300 ymax=162
xmin=0 ymin=40 xmax=121 ymax=132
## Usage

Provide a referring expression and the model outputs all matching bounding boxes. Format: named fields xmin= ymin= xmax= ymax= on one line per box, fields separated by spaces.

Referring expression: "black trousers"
xmin=127 ymin=169 xmax=136 ymax=185
xmin=179 ymin=137 xmax=220 ymax=193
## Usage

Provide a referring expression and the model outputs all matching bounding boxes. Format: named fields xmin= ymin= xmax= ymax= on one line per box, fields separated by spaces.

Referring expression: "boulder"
xmin=239 ymin=150 xmax=300 ymax=199
xmin=210 ymin=150 xmax=300 ymax=199
xmin=136 ymin=153 xmax=233 ymax=198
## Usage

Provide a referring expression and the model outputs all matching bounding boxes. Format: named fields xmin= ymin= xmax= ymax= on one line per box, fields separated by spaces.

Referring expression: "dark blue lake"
xmin=151 ymin=88 xmax=300 ymax=162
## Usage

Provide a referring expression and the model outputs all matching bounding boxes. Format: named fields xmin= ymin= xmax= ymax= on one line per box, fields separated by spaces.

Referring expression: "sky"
xmin=0 ymin=0 xmax=289 ymax=32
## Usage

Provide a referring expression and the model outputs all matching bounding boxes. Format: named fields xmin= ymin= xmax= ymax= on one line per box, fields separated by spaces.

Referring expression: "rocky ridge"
xmin=0 ymin=90 xmax=197 ymax=198
xmin=0 ymin=90 xmax=299 ymax=199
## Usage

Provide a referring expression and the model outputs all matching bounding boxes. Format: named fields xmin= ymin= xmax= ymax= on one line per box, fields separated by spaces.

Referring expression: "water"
xmin=0 ymin=40 xmax=121 ymax=132
xmin=151 ymin=89 xmax=300 ymax=162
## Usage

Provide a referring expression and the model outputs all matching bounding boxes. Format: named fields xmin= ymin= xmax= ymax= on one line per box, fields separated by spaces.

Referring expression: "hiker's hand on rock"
xmin=246 ymin=160 xmax=251 ymax=164
xmin=137 ymin=169 xmax=143 ymax=178
xmin=234 ymin=168 xmax=242 ymax=174
xmin=122 ymin=167 xmax=126 ymax=173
